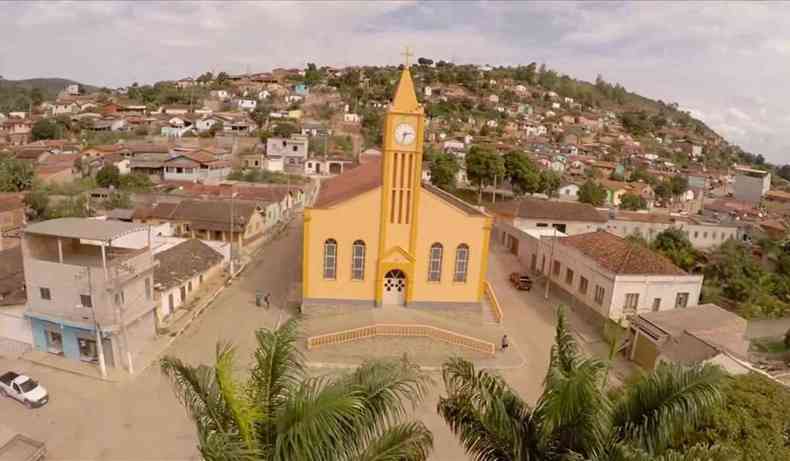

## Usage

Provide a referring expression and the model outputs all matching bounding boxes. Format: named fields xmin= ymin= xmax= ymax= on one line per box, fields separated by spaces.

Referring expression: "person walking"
xmin=264 ymin=293 xmax=271 ymax=310
xmin=501 ymin=334 xmax=509 ymax=352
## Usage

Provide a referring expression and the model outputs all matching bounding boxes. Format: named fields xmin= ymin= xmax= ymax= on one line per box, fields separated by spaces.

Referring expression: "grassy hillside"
xmin=0 ymin=77 xmax=99 ymax=113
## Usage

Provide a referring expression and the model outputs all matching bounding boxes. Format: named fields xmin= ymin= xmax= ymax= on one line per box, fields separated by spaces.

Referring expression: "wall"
xmin=605 ymin=219 xmax=738 ymax=250
xmin=514 ymin=217 xmax=603 ymax=236
xmin=304 ymin=188 xmax=382 ymax=303
xmin=501 ymin=224 xmax=703 ymax=323
xmin=0 ymin=305 xmax=32 ymax=356
xmin=734 ymin=173 xmax=770 ymax=203
xmin=409 ymin=189 xmax=489 ymax=305
xmin=156 ymin=262 xmax=222 ymax=320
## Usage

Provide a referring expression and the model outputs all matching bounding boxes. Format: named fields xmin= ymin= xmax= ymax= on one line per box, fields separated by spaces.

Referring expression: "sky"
xmin=1 ymin=1 xmax=788 ymax=163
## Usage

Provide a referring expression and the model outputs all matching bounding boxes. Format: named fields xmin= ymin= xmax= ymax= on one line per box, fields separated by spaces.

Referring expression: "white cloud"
xmin=1 ymin=1 xmax=789 ymax=162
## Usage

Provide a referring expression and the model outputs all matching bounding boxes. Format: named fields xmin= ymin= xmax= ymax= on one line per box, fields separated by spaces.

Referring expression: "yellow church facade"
xmin=302 ymin=65 xmax=492 ymax=310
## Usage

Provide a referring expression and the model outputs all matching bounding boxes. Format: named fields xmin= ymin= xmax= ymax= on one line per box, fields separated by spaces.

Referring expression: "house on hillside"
xmin=162 ymin=152 xmax=231 ymax=182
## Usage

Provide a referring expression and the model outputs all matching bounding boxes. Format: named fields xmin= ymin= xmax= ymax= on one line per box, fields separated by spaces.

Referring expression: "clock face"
xmin=394 ymin=123 xmax=416 ymax=146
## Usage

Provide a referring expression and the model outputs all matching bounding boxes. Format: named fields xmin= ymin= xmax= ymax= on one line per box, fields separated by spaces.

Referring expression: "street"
xmin=0 ymin=216 xmax=586 ymax=461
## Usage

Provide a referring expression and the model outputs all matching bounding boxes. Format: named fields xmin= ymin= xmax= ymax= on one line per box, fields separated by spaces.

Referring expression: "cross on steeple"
xmin=401 ymin=46 xmax=414 ymax=67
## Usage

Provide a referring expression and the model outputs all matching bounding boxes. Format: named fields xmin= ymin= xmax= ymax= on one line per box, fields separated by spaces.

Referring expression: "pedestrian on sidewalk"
xmin=264 ymin=293 xmax=271 ymax=310
xmin=501 ymin=334 xmax=509 ymax=352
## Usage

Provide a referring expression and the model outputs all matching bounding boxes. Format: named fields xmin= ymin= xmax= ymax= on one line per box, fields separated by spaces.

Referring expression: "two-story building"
xmin=266 ymin=135 xmax=309 ymax=167
xmin=22 ymin=219 xmax=157 ymax=374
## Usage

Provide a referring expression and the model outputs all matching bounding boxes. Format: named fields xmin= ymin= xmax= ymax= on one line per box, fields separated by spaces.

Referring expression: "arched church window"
xmin=351 ymin=240 xmax=366 ymax=280
xmin=428 ymin=243 xmax=443 ymax=282
xmin=323 ymin=239 xmax=337 ymax=280
xmin=454 ymin=244 xmax=470 ymax=283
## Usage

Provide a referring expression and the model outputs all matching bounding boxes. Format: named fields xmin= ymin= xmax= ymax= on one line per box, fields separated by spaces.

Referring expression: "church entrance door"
xmin=382 ymin=269 xmax=406 ymax=306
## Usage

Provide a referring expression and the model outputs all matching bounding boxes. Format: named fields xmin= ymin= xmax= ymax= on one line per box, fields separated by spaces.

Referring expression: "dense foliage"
xmin=579 ymin=180 xmax=607 ymax=206
xmin=0 ymin=157 xmax=35 ymax=192
xmin=438 ymin=306 xmax=729 ymax=461
xmin=429 ymin=153 xmax=460 ymax=190
xmin=161 ymin=319 xmax=433 ymax=461
xmin=619 ymin=193 xmax=647 ymax=210
xmin=677 ymin=373 xmax=790 ymax=461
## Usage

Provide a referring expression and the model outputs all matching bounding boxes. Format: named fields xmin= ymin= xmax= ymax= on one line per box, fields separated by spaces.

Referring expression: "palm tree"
xmin=437 ymin=307 xmax=730 ymax=461
xmin=161 ymin=319 xmax=433 ymax=461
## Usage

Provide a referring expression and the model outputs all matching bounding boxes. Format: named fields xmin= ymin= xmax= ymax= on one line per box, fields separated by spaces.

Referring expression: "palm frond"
xmin=274 ymin=375 xmax=366 ymax=461
xmin=611 ymin=363 xmax=724 ymax=454
xmin=547 ymin=305 xmax=579 ymax=380
xmin=437 ymin=393 xmax=517 ymax=461
xmin=356 ymin=421 xmax=433 ymax=461
xmin=438 ymin=358 xmax=536 ymax=461
xmin=214 ymin=342 xmax=260 ymax=453
xmin=535 ymin=357 xmax=611 ymax=459
xmin=160 ymin=355 xmax=232 ymax=433
xmin=348 ymin=358 xmax=430 ymax=428
xmin=196 ymin=425 xmax=257 ymax=461
xmin=249 ymin=318 xmax=304 ymax=447
xmin=608 ymin=442 xmax=736 ymax=461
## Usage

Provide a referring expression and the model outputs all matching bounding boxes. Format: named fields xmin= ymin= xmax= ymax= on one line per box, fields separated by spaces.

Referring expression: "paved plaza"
xmin=0 ymin=216 xmax=614 ymax=460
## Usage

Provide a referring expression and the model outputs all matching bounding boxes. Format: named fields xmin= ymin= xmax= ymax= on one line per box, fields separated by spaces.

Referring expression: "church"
xmin=302 ymin=63 xmax=492 ymax=310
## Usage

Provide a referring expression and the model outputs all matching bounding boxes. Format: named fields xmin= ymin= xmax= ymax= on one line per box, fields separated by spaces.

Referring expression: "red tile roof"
xmin=490 ymin=198 xmax=607 ymax=223
xmin=313 ymin=158 xmax=382 ymax=208
xmin=559 ymin=230 xmax=687 ymax=276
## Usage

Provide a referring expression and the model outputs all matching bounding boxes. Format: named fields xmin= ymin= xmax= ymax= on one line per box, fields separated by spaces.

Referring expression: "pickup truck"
xmin=0 ymin=372 xmax=49 ymax=408
xmin=0 ymin=425 xmax=46 ymax=461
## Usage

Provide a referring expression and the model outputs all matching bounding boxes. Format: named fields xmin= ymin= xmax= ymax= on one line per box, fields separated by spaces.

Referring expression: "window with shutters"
xmin=351 ymin=240 xmax=365 ymax=280
xmin=428 ymin=243 xmax=443 ymax=282
xmin=454 ymin=244 xmax=469 ymax=282
xmin=323 ymin=239 xmax=337 ymax=280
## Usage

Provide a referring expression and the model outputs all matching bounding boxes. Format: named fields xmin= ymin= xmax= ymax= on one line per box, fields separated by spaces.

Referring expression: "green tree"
xmin=578 ymin=180 xmax=606 ymax=206
xmin=429 ymin=153 xmax=460 ymax=190
xmin=438 ymin=307 xmax=727 ymax=461
xmin=119 ymin=173 xmax=153 ymax=192
xmin=31 ymin=118 xmax=60 ymax=140
xmin=105 ymin=190 xmax=132 ymax=209
xmin=23 ymin=187 xmax=49 ymax=220
xmin=669 ymin=176 xmax=689 ymax=197
xmin=272 ymin=122 xmax=298 ymax=138
xmin=95 ymin=165 xmax=121 ymax=188
xmin=304 ymin=62 xmax=322 ymax=86
xmin=46 ymin=195 xmax=90 ymax=219
xmin=539 ymin=170 xmax=561 ymax=197
xmin=161 ymin=319 xmax=433 ymax=461
xmin=465 ymin=145 xmax=504 ymax=203
xmin=250 ymin=104 xmax=271 ymax=131
xmin=503 ymin=151 xmax=541 ymax=195
xmin=620 ymin=193 xmax=647 ymax=211
xmin=676 ymin=373 xmax=790 ymax=461
xmin=0 ymin=157 xmax=35 ymax=192
xmin=652 ymin=228 xmax=698 ymax=271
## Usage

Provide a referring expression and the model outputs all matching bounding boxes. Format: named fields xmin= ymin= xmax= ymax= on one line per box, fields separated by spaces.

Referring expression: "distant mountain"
xmin=0 ymin=77 xmax=100 ymax=113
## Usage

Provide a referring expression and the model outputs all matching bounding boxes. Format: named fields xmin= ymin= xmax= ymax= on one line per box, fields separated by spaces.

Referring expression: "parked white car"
xmin=0 ymin=372 xmax=49 ymax=408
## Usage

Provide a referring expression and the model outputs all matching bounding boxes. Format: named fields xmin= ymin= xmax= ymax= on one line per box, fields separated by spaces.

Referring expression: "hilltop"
xmin=0 ymin=77 xmax=99 ymax=113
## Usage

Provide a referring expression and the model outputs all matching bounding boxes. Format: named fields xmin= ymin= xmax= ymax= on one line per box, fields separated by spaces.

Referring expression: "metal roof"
xmin=25 ymin=218 xmax=148 ymax=241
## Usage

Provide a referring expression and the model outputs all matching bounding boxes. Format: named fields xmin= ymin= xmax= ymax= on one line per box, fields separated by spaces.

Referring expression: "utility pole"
xmin=492 ymin=174 xmax=497 ymax=204
xmin=77 ymin=266 xmax=107 ymax=379
xmin=544 ymin=227 xmax=557 ymax=300
xmin=229 ymin=190 xmax=237 ymax=276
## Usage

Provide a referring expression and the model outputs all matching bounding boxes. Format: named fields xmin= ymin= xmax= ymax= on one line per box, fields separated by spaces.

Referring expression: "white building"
xmin=491 ymin=198 xmax=607 ymax=236
xmin=733 ymin=167 xmax=770 ymax=204
xmin=605 ymin=211 xmax=739 ymax=250
xmin=343 ymin=113 xmax=361 ymax=123
xmin=557 ymin=184 xmax=580 ymax=201
xmin=508 ymin=228 xmax=703 ymax=326
xmin=266 ymin=135 xmax=309 ymax=166
xmin=237 ymin=99 xmax=258 ymax=111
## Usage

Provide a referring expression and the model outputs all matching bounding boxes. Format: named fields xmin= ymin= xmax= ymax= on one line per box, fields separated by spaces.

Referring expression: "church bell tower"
xmin=375 ymin=50 xmax=426 ymax=304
